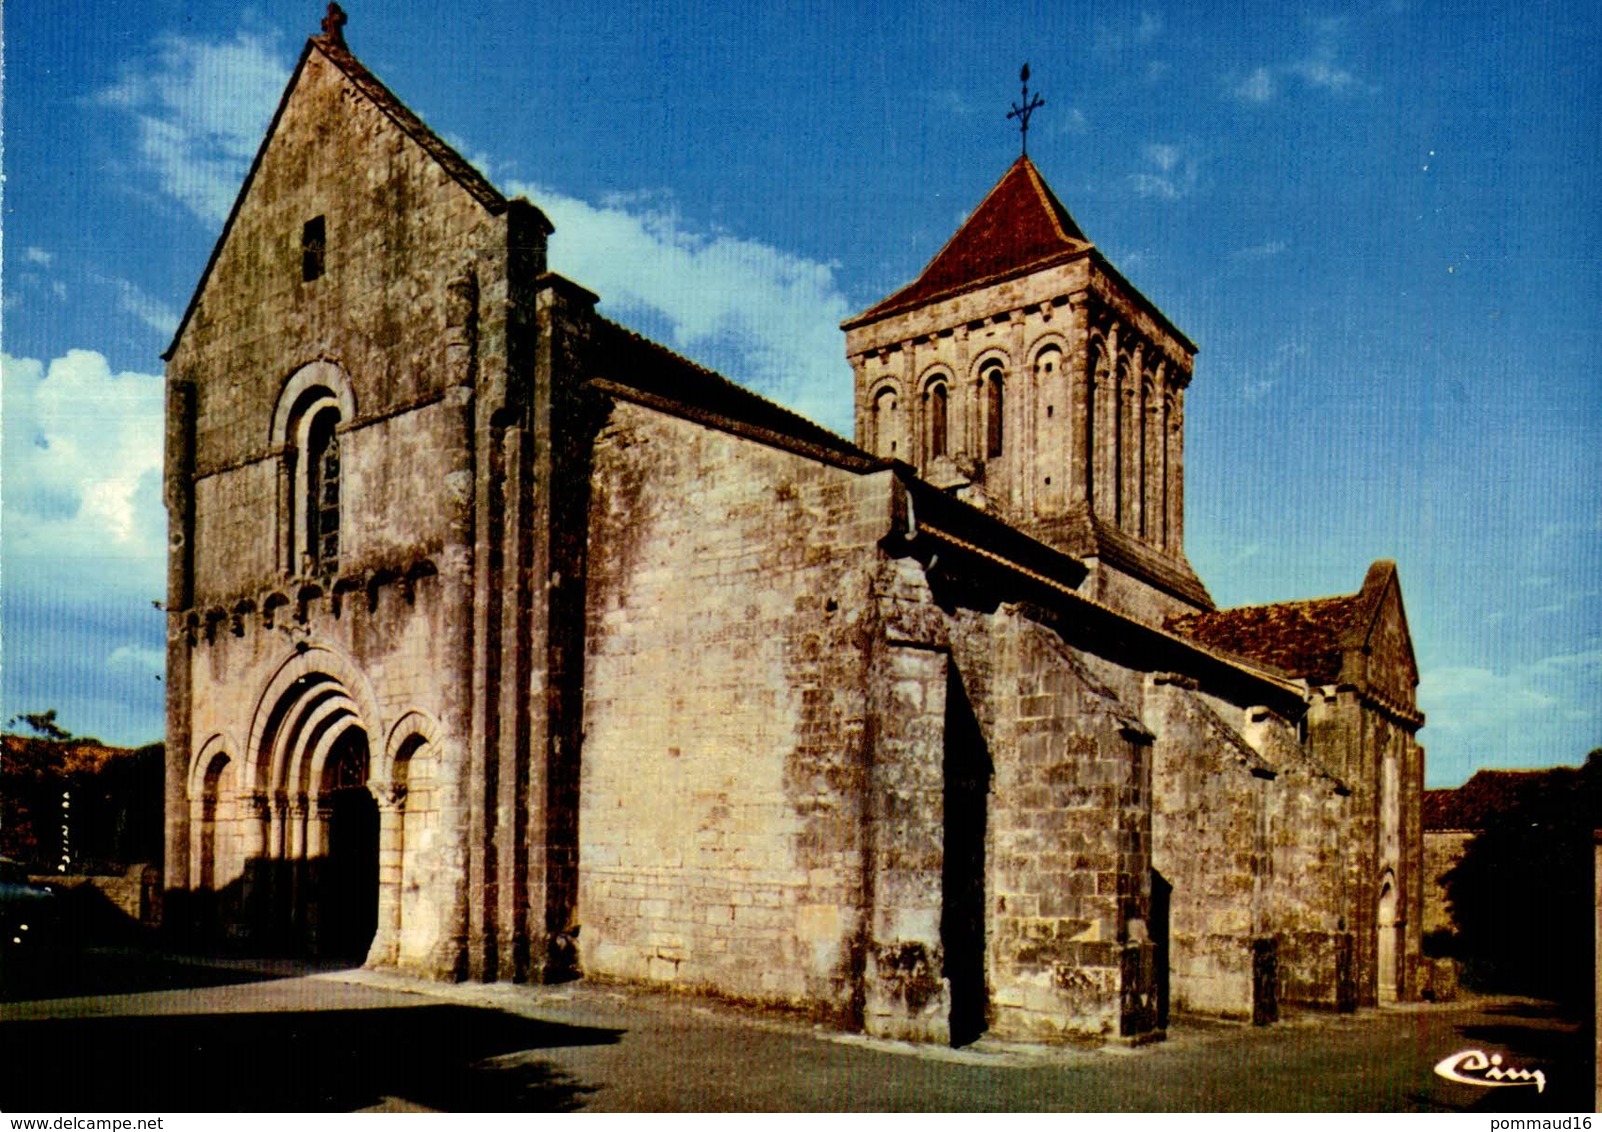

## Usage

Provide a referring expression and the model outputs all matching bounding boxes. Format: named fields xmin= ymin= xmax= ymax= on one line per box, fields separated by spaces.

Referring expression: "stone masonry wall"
xmin=860 ymin=634 xmax=954 ymax=1042
xmin=580 ymin=401 xmax=892 ymax=1014
xmin=178 ymin=572 xmax=462 ymax=971
xmin=165 ymin=42 xmax=521 ymax=979
xmin=177 ymin=48 xmax=509 ymax=506
xmin=944 ymin=609 xmax=1154 ymax=1042
xmin=1422 ymin=830 xmax=1471 ymax=936
xmin=1262 ymin=753 xmax=1348 ymax=1009
xmin=1147 ymin=679 xmax=1265 ymax=1018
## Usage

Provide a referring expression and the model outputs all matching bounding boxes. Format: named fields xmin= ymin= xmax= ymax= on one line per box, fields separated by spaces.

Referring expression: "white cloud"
xmin=508 ymin=182 xmax=856 ymax=434
xmin=1234 ymin=339 xmax=1304 ymax=403
xmin=1239 ymin=378 xmax=1276 ymax=404
xmin=1145 ymin=144 xmax=1181 ymax=173
xmin=1228 ymin=19 xmax=1365 ymax=104
xmin=107 ymin=276 xmax=181 ymax=338
xmin=97 ymin=29 xmax=291 ymax=224
xmin=1096 ymin=11 xmax=1165 ymax=56
xmin=1422 ymin=652 xmax=1602 ymax=732
xmin=1234 ymin=67 xmax=1275 ymax=103
xmin=1420 ymin=649 xmax=1602 ymax=778
xmin=1232 ymin=239 xmax=1287 ymax=260
xmin=1 ymin=350 xmax=166 ymax=572
xmin=24 ymin=247 xmax=54 ymax=266
xmin=1128 ymin=143 xmax=1200 ymax=201
xmin=107 ymin=645 xmax=166 ymax=674
xmin=1291 ymin=52 xmax=1357 ymax=93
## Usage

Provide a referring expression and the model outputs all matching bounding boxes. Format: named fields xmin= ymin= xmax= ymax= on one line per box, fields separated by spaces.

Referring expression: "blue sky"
xmin=4 ymin=1 xmax=1598 ymax=786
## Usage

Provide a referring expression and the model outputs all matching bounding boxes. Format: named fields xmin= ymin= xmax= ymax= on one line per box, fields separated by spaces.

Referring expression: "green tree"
xmin=1442 ymin=750 xmax=1600 ymax=1007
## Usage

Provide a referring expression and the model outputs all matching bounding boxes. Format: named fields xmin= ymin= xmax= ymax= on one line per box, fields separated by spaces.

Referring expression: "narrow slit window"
xmin=306 ymin=407 xmax=340 ymax=572
xmin=983 ymin=362 xmax=1005 ymax=458
xmin=302 ymin=215 xmax=326 ymax=282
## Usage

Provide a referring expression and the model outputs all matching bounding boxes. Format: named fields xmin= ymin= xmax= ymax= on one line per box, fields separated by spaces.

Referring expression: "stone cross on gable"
xmin=321 ymin=3 xmax=348 ymax=46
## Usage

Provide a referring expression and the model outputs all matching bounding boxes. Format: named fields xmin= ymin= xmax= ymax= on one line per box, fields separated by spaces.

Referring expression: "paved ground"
xmin=0 ymin=947 xmax=1592 ymax=1112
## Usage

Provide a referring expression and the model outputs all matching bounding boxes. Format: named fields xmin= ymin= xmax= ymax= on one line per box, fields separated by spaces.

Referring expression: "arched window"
xmin=1087 ymin=344 xmax=1109 ymax=508
xmin=982 ymin=360 xmax=1005 ymax=459
xmin=926 ymin=382 xmax=948 ymax=461
xmin=873 ymin=387 xmax=900 ymax=458
xmin=272 ymin=362 xmax=355 ymax=580
xmin=1114 ymin=358 xmax=1132 ymax=522
xmin=198 ymin=752 xmax=231 ymax=893
xmin=305 ymin=406 xmax=341 ymax=573
xmin=281 ymin=386 xmax=344 ymax=576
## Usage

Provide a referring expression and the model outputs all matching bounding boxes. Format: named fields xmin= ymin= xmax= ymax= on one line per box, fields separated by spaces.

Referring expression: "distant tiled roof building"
xmin=1422 ymin=768 xmax=1577 ymax=832
xmin=1420 ymin=762 xmax=1595 ymax=938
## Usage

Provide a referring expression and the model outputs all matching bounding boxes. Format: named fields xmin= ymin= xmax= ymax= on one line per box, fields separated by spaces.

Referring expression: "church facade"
xmin=162 ymin=13 xmax=1425 ymax=1044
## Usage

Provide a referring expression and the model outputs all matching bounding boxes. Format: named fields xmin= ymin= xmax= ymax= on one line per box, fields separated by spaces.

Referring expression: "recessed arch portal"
xmin=202 ymin=646 xmax=392 ymax=959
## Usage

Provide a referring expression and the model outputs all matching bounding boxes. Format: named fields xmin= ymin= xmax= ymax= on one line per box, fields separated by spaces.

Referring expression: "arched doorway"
xmin=1376 ymin=870 xmax=1398 ymax=1003
xmin=318 ymin=729 xmax=379 ymax=959
xmin=241 ymin=653 xmax=384 ymax=960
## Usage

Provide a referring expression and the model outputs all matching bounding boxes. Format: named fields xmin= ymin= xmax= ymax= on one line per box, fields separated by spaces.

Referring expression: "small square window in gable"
xmin=301 ymin=215 xmax=326 ymax=282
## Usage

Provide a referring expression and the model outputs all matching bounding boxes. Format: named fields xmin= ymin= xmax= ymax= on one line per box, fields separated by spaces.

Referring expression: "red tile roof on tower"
xmin=846 ymin=156 xmax=1092 ymax=326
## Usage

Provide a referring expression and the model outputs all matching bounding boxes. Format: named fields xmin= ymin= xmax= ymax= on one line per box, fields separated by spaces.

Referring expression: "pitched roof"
xmin=164 ymin=30 xmax=516 ymax=360
xmin=313 ymin=36 xmax=505 ymax=212
xmin=1423 ymin=766 xmax=1587 ymax=831
xmin=590 ymin=319 xmax=883 ymax=472
xmin=846 ymin=156 xmax=1092 ymax=326
xmin=1165 ymin=560 xmax=1408 ymax=687
xmin=1166 ymin=594 xmax=1361 ymax=684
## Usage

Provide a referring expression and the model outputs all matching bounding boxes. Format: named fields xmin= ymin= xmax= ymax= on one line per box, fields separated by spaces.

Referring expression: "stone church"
xmin=162 ymin=9 xmax=1426 ymax=1044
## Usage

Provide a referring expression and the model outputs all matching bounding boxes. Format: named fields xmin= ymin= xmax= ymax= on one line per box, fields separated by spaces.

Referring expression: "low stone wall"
xmin=33 ymin=865 xmax=159 ymax=937
xmin=1422 ymin=830 xmax=1471 ymax=936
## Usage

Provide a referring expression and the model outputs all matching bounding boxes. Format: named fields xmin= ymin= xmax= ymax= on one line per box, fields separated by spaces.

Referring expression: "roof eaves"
xmin=164 ymin=34 xmax=509 ymax=362
xmin=312 ymin=37 xmax=506 ymax=214
xmin=163 ymin=39 xmax=318 ymax=360
xmin=590 ymin=377 xmax=884 ymax=474
xmin=843 ymin=246 xmax=1093 ymax=330
xmin=1088 ymin=250 xmax=1198 ymax=356
xmin=591 ymin=318 xmax=881 ymax=471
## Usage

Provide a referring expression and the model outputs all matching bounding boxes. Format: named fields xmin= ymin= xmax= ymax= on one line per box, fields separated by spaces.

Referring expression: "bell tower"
xmin=841 ymin=156 xmax=1212 ymax=622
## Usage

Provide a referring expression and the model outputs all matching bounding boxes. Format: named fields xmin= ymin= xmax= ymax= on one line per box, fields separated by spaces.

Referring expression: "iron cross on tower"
xmin=1007 ymin=64 xmax=1045 ymax=156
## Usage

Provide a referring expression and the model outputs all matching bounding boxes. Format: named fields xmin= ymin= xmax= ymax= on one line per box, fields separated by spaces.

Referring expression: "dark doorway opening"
xmin=942 ymin=665 xmax=992 ymax=1048
xmin=319 ymin=730 xmax=378 ymax=959
xmin=1150 ymin=868 xmax=1172 ymax=1030
xmin=323 ymin=787 xmax=378 ymax=958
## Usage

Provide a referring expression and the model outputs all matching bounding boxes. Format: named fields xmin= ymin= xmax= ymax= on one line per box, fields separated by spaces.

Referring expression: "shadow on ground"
xmin=1454 ymin=1000 xmax=1596 ymax=1113
xmin=0 ymin=1004 xmax=623 ymax=1111
xmin=0 ymin=946 xmax=291 ymax=1002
